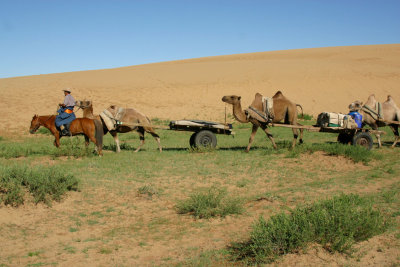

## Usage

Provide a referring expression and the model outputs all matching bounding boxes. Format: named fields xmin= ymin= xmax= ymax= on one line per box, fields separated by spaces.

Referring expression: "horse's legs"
xmin=135 ymin=128 xmax=145 ymax=153
xmin=390 ymin=125 xmax=399 ymax=148
xmin=86 ymin=133 xmax=103 ymax=156
xmin=261 ymin=125 xmax=278 ymax=150
xmin=110 ymin=131 xmax=121 ymax=152
xmin=54 ymin=134 xmax=61 ymax=147
xmin=84 ymin=136 xmax=90 ymax=147
xmin=246 ymin=124 xmax=259 ymax=152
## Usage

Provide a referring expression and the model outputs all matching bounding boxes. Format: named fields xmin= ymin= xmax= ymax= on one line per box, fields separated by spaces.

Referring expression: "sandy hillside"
xmin=0 ymin=44 xmax=399 ymax=135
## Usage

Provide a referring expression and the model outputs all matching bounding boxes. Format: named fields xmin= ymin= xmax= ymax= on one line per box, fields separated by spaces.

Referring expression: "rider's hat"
xmin=62 ymin=88 xmax=71 ymax=93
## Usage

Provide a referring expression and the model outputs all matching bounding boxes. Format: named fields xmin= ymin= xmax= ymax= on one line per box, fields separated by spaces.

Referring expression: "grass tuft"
xmin=176 ymin=186 xmax=243 ymax=219
xmin=230 ymin=194 xmax=388 ymax=264
xmin=36 ymin=127 xmax=52 ymax=135
xmin=137 ymin=184 xmax=159 ymax=199
xmin=287 ymin=143 xmax=375 ymax=164
xmin=0 ymin=164 xmax=79 ymax=206
xmin=298 ymin=113 xmax=313 ymax=120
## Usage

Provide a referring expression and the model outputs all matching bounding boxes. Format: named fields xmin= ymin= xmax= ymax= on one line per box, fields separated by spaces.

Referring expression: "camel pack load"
xmin=100 ymin=107 xmax=126 ymax=131
xmin=317 ymin=112 xmax=358 ymax=129
xmin=245 ymin=96 xmax=274 ymax=123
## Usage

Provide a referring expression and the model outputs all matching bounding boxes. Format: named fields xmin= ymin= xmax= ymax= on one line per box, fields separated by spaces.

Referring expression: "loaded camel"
xmin=349 ymin=94 xmax=400 ymax=148
xmin=75 ymin=100 xmax=162 ymax=153
xmin=222 ymin=91 xmax=304 ymax=152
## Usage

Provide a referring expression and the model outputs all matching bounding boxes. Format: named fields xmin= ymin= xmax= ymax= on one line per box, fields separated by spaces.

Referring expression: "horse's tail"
xmin=296 ymin=104 xmax=304 ymax=119
xmin=94 ymin=119 xmax=103 ymax=150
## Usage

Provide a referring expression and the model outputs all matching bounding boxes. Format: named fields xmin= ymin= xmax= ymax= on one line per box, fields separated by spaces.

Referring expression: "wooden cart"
xmin=271 ymin=123 xmax=386 ymax=150
xmin=169 ymin=120 xmax=233 ymax=148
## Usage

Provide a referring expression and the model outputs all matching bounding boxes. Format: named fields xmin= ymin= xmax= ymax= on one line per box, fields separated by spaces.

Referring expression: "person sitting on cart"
xmin=55 ymin=89 xmax=76 ymax=136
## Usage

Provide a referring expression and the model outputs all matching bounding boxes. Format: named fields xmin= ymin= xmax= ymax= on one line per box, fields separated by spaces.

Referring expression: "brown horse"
xmin=29 ymin=115 xmax=103 ymax=155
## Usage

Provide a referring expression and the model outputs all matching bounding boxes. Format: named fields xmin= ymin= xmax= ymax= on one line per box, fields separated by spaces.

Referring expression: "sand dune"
xmin=1 ymin=44 xmax=399 ymax=135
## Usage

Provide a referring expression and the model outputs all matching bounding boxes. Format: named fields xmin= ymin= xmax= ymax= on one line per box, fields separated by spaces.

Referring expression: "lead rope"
xmin=224 ymin=103 xmax=227 ymax=135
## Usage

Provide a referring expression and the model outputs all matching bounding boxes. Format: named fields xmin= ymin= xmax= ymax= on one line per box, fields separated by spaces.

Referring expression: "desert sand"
xmin=1 ymin=44 xmax=399 ymax=135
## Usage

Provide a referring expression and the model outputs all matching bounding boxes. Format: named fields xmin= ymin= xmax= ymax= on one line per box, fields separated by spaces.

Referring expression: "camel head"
xmin=348 ymin=100 xmax=363 ymax=111
xmin=222 ymin=95 xmax=241 ymax=105
xmin=76 ymin=100 xmax=92 ymax=109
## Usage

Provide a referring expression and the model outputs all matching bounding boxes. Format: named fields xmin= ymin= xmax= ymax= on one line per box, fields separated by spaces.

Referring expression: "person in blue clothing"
xmin=55 ymin=89 xmax=76 ymax=136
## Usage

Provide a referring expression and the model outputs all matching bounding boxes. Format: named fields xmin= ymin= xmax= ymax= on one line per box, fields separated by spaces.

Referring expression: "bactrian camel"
xmin=76 ymin=100 xmax=162 ymax=153
xmin=348 ymin=94 xmax=400 ymax=148
xmin=222 ymin=91 xmax=304 ymax=152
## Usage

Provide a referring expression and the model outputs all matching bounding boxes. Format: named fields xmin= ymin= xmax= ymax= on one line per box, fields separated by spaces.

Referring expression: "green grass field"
xmin=0 ymin=120 xmax=399 ymax=266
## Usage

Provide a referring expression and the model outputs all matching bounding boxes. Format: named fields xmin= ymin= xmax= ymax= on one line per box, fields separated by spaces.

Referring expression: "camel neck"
xmin=232 ymin=101 xmax=249 ymax=123
xmin=83 ymin=107 xmax=96 ymax=119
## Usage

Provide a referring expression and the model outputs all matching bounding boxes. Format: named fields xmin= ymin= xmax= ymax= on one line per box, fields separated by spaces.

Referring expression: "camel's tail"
xmin=94 ymin=119 xmax=103 ymax=151
xmin=296 ymin=104 xmax=304 ymax=119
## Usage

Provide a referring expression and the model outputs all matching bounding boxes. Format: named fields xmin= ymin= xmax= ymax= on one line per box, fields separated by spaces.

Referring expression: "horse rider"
xmin=55 ymin=89 xmax=76 ymax=136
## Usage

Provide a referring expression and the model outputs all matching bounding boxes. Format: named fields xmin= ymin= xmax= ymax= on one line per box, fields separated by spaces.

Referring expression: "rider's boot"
xmin=64 ymin=123 xmax=71 ymax=136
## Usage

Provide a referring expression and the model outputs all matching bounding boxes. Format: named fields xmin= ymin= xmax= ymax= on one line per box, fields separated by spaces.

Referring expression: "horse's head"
xmin=29 ymin=114 xmax=41 ymax=134
xmin=222 ymin=95 xmax=241 ymax=105
xmin=348 ymin=100 xmax=363 ymax=112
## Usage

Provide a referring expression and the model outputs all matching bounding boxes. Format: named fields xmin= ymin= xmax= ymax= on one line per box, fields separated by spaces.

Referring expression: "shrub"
xmin=50 ymin=138 xmax=95 ymax=158
xmin=230 ymin=194 xmax=388 ymax=264
xmin=0 ymin=165 xmax=79 ymax=206
xmin=298 ymin=113 xmax=313 ymax=120
xmin=177 ymin=186 xmax=243 ymax=219
xmin=0 ymin=142 xmax=47 ymax=158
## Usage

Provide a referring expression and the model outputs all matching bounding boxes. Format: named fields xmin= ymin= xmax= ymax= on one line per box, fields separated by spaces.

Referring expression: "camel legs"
xmin=371 ymin=124 xmax=382 ymax=148
xmin=291 ymin=127 xmax=300 ymax=148
xmin=110 ymin=131 xmax=121 ymax=152
xmin=246 ymin=124 xmax=259 ymax=152
xmin=297 ymin=124 xmax=304 ymax=144
xmin=135 ymin=128 xmax=146 ymax=153
xmin=261 ymin=125 xmax=278 ymax=150
xmin=149 ymin=132 xmax=162 ymax=152
xmin=390 ymin=125 xmax=399 ymax=148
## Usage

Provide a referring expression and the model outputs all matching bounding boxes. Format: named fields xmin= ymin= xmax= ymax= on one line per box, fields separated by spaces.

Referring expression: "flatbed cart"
xmin=118 ymin=119 xmax=233 ymax=148
xmin=270 ymin=123 xmax=386 ymax=150
xmin=169 ymin=120 xmax=234 ymax=148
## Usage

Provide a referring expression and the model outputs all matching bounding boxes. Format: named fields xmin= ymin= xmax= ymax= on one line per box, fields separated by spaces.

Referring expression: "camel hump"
xmin=368 ymin=94 xmax=376 ymax=101
xmin=254 ymin=93 xmax=263 ymax=102
xmin=272 ymin=91 xmax=285 ymax=99
xmin=272 ymin=91 xmax=284 ymax=98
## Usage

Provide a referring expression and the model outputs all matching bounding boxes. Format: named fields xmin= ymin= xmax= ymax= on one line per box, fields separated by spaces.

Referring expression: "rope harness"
xmin=245 ymin=96 xmax=274 ymax=124
xmin=362 ymin=102 xmax=383 ymax=121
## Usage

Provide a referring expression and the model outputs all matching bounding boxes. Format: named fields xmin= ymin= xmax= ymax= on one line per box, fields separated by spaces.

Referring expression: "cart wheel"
xmin=189 ymin=132 xmax=197 ymax=147
xmin=352 ymin=132 xmax=373 ymax=150
xmin=337 ymin=133 xmax=352 ymax=144
xmin=193 ymin=130 xmax=217 ymax=148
